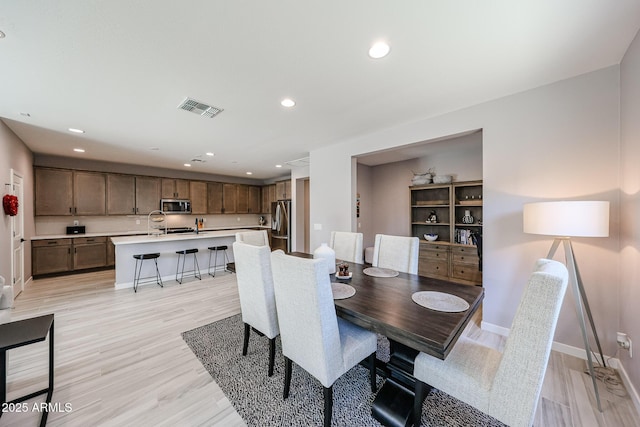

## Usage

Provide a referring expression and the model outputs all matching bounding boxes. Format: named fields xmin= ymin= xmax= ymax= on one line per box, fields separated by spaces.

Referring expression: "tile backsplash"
xmin=35 ymin=214 xmax=266 ymax=236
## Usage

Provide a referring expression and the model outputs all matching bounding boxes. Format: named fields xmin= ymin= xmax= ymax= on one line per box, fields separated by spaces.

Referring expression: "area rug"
xmin=182 ymin=314 xmax=505 ymax=427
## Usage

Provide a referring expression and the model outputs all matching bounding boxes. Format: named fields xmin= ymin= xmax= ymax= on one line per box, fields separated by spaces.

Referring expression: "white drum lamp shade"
xmin=523 ymin=201 xmax=609 ymax=237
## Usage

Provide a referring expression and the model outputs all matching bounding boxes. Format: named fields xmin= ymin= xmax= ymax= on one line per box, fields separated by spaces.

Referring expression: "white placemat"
xmin=331 ymin=283 xmax=356 ymax=300
xmin=362 ymin=267 xmax=399 ymax=278
xmin=411 ymin=291 xmax=470 ymax=312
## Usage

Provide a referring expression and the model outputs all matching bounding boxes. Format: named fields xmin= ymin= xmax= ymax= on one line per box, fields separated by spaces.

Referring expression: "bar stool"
xmin=132 ymin=253 xmax=163 ymax=293
xmin=208 ymin=245 xmax=232 ymax=277
xmin=175 ymin=248 xmax=201 ymax=284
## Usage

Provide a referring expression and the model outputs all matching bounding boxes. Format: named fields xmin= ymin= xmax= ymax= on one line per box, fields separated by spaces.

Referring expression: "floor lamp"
xmin=523 ymin=200 xmax=609 ymax=413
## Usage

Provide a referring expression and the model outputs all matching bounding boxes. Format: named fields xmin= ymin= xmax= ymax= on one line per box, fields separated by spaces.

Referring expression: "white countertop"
xmin=31 ymin=225 xmax=270 ymax=241
xmin=110 ymin=229 xmax=256 ymax=245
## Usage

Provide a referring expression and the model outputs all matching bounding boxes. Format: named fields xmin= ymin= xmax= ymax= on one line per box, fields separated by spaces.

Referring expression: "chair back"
xmin=329 ymin=231 xmax=364 ymax=264
xmin=270 ymin=251 xmax=344 ymax=387
xmin=236 ymin=230 xmax=270 ymax=247
xmin=489 ymin=258 xmax=568 ymax=426
xmin=232 ymin=241 xmax=279 ymax=339
xmin=372 ymin=234 xmax=419 ymax=274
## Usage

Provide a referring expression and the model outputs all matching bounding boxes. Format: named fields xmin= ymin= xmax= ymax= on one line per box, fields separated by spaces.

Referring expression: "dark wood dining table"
xmin=290 ymin=252 xmax=484 ymax=427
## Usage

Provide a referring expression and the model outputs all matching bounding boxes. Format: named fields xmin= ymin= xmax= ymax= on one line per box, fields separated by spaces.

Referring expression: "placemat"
xmin=362 ymin=267 xmax=399 ymax=278
xmin=331 ymin=282 xmax=356 ymax=299
xmin=412 ymin=291 xmax=470 ymax=312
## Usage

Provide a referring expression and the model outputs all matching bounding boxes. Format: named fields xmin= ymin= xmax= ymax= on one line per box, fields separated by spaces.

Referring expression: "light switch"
xmin=314 ymin=223 xmax=322 ymax=231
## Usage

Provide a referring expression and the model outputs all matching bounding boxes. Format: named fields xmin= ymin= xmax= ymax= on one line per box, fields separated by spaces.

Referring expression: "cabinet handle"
xmin=74 ymin=207 xmax=77 ymax=214
xmin=68 ymin=248 xmax=71 ymax=254
xmin=69 ymin=207 xmax=72 ymax=213
xmin=132 ymin=207 xmax=135 ymax=213
xmin=47 ymin=241 xmax=57 ymax=245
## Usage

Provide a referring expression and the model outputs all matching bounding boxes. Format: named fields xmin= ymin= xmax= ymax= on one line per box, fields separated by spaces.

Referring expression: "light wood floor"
xmin=2 ymin=270 xmax=639 ymax=426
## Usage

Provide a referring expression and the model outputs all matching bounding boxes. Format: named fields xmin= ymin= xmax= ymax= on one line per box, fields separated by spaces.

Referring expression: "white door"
xmin=10 ymin=170 xmax=24 ymax=297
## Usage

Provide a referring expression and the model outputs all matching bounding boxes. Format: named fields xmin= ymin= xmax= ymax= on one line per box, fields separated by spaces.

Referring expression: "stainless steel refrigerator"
xmin=271 ymin=199 xmax=291 ymax=252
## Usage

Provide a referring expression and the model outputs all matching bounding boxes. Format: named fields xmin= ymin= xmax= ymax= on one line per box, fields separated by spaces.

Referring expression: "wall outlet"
xmin=237 ymin=217 xmax=241 ymax=222
xmin=136 ymin=219 xmax=140 ymax=225
xmin=314 ymin=223 xmax=322 ymax=230
xmin=73 ymin=220 xmax=79 ymax=226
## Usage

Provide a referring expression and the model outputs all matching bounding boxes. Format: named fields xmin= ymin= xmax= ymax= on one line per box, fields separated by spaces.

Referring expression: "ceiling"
xmin=1 ymin=1 xmax=639 ymax=180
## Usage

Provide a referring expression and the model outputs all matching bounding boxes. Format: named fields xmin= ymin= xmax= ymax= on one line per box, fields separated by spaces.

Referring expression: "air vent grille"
xmin=285 ymin=157 xmax=310 ymax=168
xmin=178 ymin=97 xmax=224 ymax=118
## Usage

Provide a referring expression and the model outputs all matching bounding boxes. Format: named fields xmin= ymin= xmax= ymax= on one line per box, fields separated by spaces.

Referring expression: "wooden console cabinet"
xmin=411 ymin=180 xmax=482 ymax=285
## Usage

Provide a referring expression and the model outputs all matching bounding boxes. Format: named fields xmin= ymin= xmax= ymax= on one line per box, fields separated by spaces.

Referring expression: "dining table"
xmin=290 ymin=252 xmax=484 ymax=427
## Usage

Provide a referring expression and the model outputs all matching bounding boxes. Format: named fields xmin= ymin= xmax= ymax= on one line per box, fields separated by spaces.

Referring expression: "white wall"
xmin=620 ymin=29 xmax=640 ymax=391
xmin=0 ymin=121 xmax=34 ymax=283
xmin=311 ymin=66 xmax=621 ymax=356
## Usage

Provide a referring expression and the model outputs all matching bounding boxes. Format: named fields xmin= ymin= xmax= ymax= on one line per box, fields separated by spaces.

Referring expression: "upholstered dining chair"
xmin=235 ymin=230 xmax=270 ymax=247
xmin=372 ymin=234 xmax=420 ymax=274
xmin=329 ymin=231 xmax=364 ymax=264
xmin=270 ymin=251 xmax=378 ymax=427
xmin=412 ymin=258 xmax=569 ymax=427
xmin=232 ymin=241 xmax=279 ymax=376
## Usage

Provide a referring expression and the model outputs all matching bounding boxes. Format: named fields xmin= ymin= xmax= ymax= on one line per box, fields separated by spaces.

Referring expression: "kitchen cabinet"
xmin=223 ymin=183 xmax=238 ymax=213
xmin=107 ymin=238 xmax=116 ymax=267
xmin=262 ymin=184 xmax=275 ymax=214
xmin=35 ymin=168 xmax=106 ymax=216
xmin=275 ymin=180 xmax=291 ymax=199
xmin=32 ymin=239 xmax=73 ymax=275
xmin=410 ymin=180 xmax=482 ymax=286
xmin=248 ymin=186 xmax=261 ymax=214
xmin=189 ymin=181 xmax=208 ymax=214
xmin=107 ymin=175 xmax=161 ymax=215
xmin=73 ymin=236 xmax=107 ymax=270
xmin=74 ymin=171 xmax=106 ymax=215
xmin=161 ymin=178 xmax=190 ymax=199
xmin=236 ymin=184 xmax=249 ymax=213
xmin=207 ymin=182 xmax=224 ymax=214
xmin=35 ymin=168 xmax=74 ymax=216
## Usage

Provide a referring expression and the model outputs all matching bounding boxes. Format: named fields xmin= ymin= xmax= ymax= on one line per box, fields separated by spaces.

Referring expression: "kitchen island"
xmin=111 ymin=229 xmax=252 ymax=289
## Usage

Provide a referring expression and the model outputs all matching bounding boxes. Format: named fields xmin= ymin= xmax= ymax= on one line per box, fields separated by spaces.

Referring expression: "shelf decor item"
xmin=411 ymin=170 xmax=433 ymax=186
xmin=462 ymin=210 xmax=474 ymax=224
xmin=523 ymin=200 xmax=609 ymax=413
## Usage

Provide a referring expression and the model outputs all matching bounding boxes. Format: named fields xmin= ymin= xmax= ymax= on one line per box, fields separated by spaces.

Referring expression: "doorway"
xmin=10 ymin=169 xmax=25 ymax=298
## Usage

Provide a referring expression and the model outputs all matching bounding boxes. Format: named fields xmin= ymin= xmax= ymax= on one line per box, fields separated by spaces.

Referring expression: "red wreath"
xmin=3 ymin=194 xmax=18 ymax=216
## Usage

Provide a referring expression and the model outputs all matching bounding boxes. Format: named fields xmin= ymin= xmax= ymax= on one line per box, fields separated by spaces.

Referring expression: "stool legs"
xmin=176 ymin=251 xmax=201 ymax=284
xmin=208 ymin=248 xmax=231 ymax=277
xmin=133 ymin=256 xmax=163 ymax=292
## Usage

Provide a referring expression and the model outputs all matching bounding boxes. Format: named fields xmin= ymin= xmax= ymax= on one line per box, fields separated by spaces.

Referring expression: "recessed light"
xmin=184 ymin=163 xmax=191 ymax=167
xmin=246 ymin=172 xmax=253 ymax=175
xmin=68 ymin=128 xmax=85 ymax=134
xmin=368 ymin=41 xmax=390 ymax=59
xmin=281 ymin=98 xmax=296 ymax=108
xmin=275 ymin=164 xmax=282 ymax=168
xmin=73 ymin=148 xmax=85 ymax=153
xmin=206 ymin=152 xmax=214 ymax=156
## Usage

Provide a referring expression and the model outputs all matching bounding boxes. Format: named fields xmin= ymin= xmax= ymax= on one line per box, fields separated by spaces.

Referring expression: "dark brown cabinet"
xmin=161 ymin=179 xmax=190 ymax=199
xmin=223 ymin=183 xmax=237 ymax=214
xmin=107 ymin=174 xmax=160 ymax=215
xmin=236 ymin=184 xmax=249 ymax=213
xmin=262 ymin=184 xmax=276 ymax=213
xmin=190 ymin=181 xmax=208 ymax=214
xmin=35 ymin=168 xmax=74 ymax=216
xmin=73 ymin=237 xmax=107 ymax=270
xmin=248 ymin=186 xmax=261 ymax=214
xmin=134 ymin=176 xmax=161 ymax=214
xmin=207 ymin=182 xmax=224 ymax=214
xmin=275 ymin=180 xmax=291 ymax=199
xmin=32 ymin=239 xmax=73 ymax=275
xmin=74 ymin=171 xmax=106 ymax=215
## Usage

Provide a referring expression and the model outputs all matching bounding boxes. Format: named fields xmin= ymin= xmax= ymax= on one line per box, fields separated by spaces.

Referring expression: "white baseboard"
xmin=481 ymin=321 xmax=640 ymax=415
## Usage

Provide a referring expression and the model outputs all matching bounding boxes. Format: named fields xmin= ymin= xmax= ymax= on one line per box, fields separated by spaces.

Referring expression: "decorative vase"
xmin=462 ymin=210 xmax=474 ymax=224
xmin=313 ymin=243 xmax=336 ymax=274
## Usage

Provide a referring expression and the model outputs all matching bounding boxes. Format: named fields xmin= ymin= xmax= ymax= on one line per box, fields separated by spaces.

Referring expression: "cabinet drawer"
xmin=419 ymin=260 xmax=449 ymax=278
xmin=451 ymin=264 xmax=482 ymax=283
xmin=452 ymin=253 xmax=479 ymax=265
xmin=32 ymin=239 xmax=72 ymax=247
xmin=74 ymin=236 xmax=107 ymax=245
xmin=451 ymin=246 xmax=479 ymax=256
xmin=421 ymin=250 xmax=449 ymax=262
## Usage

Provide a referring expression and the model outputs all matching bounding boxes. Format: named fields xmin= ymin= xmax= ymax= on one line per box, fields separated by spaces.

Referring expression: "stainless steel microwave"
xmin=160 ymin=199 xmax=192 ymax=214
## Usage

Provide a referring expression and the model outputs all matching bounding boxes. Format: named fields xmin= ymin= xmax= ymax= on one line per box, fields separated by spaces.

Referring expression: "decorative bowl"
xmin=424 ymin=234 xmax=438 ymax=242
xmin=432 ymin=175 xmax=452 ymax=184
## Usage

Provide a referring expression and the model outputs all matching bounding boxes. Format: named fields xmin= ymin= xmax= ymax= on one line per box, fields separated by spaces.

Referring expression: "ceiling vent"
xmin=190 ymin=157 xmax=206 ymax=163
xmin=285 ymin=157 xmax=310 ymax=168
xmin=178 ymin=97 xmax=224 ymax=118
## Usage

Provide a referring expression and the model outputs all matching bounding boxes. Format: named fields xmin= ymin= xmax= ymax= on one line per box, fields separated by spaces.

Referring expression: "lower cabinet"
xmin=32 ymin=239 xmax=73 ymax=275
xmin=33 ymin=237 xmax=108 ymax=276
xmin=418 ymin=242 xmax=482 ymax=285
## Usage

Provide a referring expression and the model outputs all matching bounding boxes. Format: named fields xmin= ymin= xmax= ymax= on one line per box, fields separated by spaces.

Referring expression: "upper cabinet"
xmin=107 ymin=174 xmax=160 ymax=215
xmin=161 ymin=178 xmax=190 ymax=199
xmin=207 ymin=182 xmax=224 ymax=214
xmin=248 ymin=186 xmax=261 ymax=214
xmin=189 ymin=181 xmax=208 ymax=214
xmin=275 ymin=180 xmax=291 ymax=200
xmin=222 ymin=183 xmax=238 ymax=214
xmin=35 ymin=168 xmax=74 ymax=216
xmin=235 ymin=185 xmax=262 ymax=214
xmin=262 ymin=184 xmax=276 ymax=214
xmin=35 ymin=168 xmax=106 ymax=216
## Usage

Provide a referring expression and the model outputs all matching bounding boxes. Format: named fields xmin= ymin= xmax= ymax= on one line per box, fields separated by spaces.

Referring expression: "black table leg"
xmin=0 ymin=349 xmax=6 ymax=418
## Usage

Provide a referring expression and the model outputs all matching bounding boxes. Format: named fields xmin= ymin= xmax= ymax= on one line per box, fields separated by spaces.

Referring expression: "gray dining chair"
xmin=329 ymin=231 xmax=364 ymax=264
xmin=413 ymin=258 xmax=569 ymax=427
xmin=232 ymin=241 xmax=279 ymax=376
xmin=372 ymin=234 xmax=419 ymax=274
xmin=270 ymin=251 xmax=378 ymax=427
xmin=235 ymin=230 xmax=270 ymax=247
